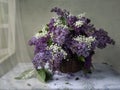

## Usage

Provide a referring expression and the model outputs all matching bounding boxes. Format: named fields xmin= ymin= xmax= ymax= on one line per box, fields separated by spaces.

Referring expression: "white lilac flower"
xmin=77 ymin=12 xmax=86 ymax=18
xmin=49 ymin=44 xmax=67 ymax=59
xmin=53 ymin=18 xmax=62 ymax=26
xmin=44 ymin=62 xmax=49 ymax=69
xmin=58 ymin=25 xmax=68 ymax=29
xmin=56 ymin=24 xmax=68 ymax=29
xmin=74 ymin=20 xmax=84 ymax=28
xmin=37 ymin=66 xmax=42 ymax=69
xmin=34 ymin=25 xmax=48 ymax=39
xmin=49 ymin=44 xmax=60 ymax=52
xmin=50 ymin=33 xmax=53 ymax=38
xmin=74 ymin=36 xmax=95 ymax=48
xmin=35 ymin=33 xmax=41 ymax=39
xmin=53 ymin=18 xmax=68 ymax=29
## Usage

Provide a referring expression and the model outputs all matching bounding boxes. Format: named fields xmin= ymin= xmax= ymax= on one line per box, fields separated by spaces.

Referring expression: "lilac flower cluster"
xmin=29 ymin=36 xmax=48 ymax=54
xmin=51 ymin=7 xmax=69 ymax=18
xmin=32 ymin=50 xmax=52 ymax=69
xmin=51 ymin=26 xmax=70 ymax=46
xmin=29 ymin=7 xmax=115 ymax=71
xmin=66 ymin=39 xmax=89 ymax=57
xmin=93 ymin=29 xmax=115 ymax=49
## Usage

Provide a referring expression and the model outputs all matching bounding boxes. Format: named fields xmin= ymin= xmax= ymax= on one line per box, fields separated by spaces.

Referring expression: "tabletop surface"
xmin=0 ymin=62 xmax=120 ymax=90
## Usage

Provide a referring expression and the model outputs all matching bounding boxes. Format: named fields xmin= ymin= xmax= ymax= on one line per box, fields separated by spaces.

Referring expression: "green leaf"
xmin=37 ymin=69 xmax=46 ymax=82
xmin=78 ymin=56 xmax=85 ymax=62
xmin=38 ymin=30 xmax=42 ymax=33
xmin=68 ymin=27 xmax=73 ymax=31
xmin=45 ymin=24 xmax=49 ymax=31
xmin=45 ymin=69 xmax=52 ymax=81
xmin=36 ymin=69 xmax=52 ymax=82
xmin=60 ymin=17 xmax=66 ymax=25
xmin=47 ymin=38 xmax=53 ymax=46
xmin=15 ymin=69 xmax=35 ymax=80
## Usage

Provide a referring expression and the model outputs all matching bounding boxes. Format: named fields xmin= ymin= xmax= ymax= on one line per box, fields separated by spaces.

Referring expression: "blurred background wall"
xmin=18 ymin=0 xmax=120 ymax=72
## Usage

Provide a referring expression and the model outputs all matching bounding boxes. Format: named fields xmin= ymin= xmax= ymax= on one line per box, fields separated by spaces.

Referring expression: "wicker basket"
xmin=59 ymin=59 xmax=84 ymax=73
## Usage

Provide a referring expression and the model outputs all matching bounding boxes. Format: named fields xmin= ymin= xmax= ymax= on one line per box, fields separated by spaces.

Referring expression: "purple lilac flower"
xmin=48 ymin=18 xmax=56 ymax=33
xmin=66 ymin=15 xmax=91 ymax=36
xmin=34 ymin=37 xmax=49 ymax=54
xmin=32 ymin=50 xmax=52 ymax=69
xmin=51 ymin=7 xmax=69 ymax=18
xmin=67 ymin=15 xmax=78 ymax=28
xmin=53 ymin=52 xmax=64 ymax=70
xmin=84 ymin=52 xmax=93 ymax=69
xmin=79 ymin=17 xmax=91 ymax=24
xmin=80 ymin=24 xmax=95 ymax=36
xmin=90 ymin=40 xmax=98 ymax=50
xmin=76 ymin=43 xmax=90 ymax=57
xmin=28 ymin=37 xmax=37 ymax=46
xmin=28 ymin=35 xmax=51 ymax=54
xmin=69 ymin=40 xmax=90 ymax=57
xmin=52 ymin=26 xmax=70 ymax=46
xmin=93 ymin=29 xmax=115 ymax=49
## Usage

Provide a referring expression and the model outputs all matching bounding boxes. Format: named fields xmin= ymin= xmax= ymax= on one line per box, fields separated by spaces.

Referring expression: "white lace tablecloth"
xmin=0 ymin=62 xmax=120 ymax=90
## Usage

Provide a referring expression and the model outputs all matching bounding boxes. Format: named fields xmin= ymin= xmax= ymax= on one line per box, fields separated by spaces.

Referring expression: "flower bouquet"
xmin=16 ymin=7 xmax=115 ymax=82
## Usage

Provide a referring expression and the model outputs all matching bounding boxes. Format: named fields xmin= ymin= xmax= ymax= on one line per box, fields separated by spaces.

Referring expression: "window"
xmin=0 ymin=0 xmax=15 ymax=62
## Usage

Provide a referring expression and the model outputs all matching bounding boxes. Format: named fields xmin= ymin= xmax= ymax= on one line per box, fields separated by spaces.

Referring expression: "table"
xmin=0 ymin=62 xmax=120 ymax=89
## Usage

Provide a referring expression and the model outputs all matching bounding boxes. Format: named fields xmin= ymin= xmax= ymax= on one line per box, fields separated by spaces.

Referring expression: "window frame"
xmin=0 ymin=0 xmax=16 ymax=63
